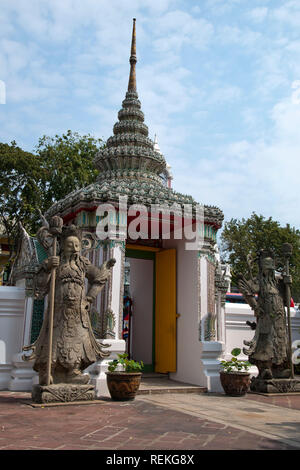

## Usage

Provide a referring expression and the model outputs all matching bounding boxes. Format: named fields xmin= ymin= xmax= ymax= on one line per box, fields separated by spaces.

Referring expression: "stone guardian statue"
xmin=23 ymin=217 xmax=115 ymax=403
xmin=238 ymin=248 xmax=300 ymax=393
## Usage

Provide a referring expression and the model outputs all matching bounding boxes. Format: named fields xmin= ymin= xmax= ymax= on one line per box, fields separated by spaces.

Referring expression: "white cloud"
xmin=0 ymin=0 xmax=300 ymax=230
xmin=204 ymin=0 xmax=239 ymax=16
xmin=271 ymin=86 xmax=300 ymax=143
xmin=152 ymin=10 xmax=214 ymax=53
xmin=272 ymin=1 xmax=300 ymax=27
xmin=209 ymin=85 xmax=241 ymax=104
xmin=248 ymin=7 xmax=268 ymax=23
xmin=216 ymin=25 xmax=262 ymax=47
xmin=172 ymin=83 xmax=300 ymax=227
xmin=0 ymin=39 xmax=39 ymax=77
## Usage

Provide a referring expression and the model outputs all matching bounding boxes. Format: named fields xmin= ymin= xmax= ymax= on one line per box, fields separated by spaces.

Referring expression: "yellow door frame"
xmin=155 ymin=248 xmax=177 ymax=373
xmin=125 ymin=244 xmax=177 ymax=374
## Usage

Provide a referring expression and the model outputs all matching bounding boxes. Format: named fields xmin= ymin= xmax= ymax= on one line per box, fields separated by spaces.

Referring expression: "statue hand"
xmin=47 ymin=256 xmax=60 ymax=269
xmin=283 ymin=275 xmax=292 ymax=285
xmin=107 ymin=258 xmax=116 ymax=269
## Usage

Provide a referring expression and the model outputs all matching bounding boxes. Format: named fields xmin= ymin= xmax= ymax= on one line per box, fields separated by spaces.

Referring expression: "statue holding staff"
xmin=23 ymin=217 xmax=115 ymax=399
xmin=238 ymin=248 xmax=292 ymax=383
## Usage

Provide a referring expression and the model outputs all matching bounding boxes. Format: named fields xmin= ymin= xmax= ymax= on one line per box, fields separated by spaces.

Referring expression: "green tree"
xmin=0 ymin=131 xmax=103 ymax=234
xmin=0 ymin=141 xmax=43 ymax=243
xmin=220 ymin=213 xmax=300 ymax=302
xmin=0 ymin=130 xmax=104 ymax=255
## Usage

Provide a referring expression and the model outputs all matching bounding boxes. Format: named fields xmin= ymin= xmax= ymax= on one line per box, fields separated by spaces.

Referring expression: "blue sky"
xmin=0 ymin=0 xmax=300 ymax=229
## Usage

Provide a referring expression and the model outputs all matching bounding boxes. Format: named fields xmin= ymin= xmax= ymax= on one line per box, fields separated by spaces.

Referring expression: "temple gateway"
xmin=3 ymin=19 xmax=232 ymax=395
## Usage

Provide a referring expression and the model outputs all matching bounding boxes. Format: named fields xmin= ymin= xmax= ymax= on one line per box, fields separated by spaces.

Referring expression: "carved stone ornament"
xmin=32 ymin=384 xmax=96 ymax=404
xmin=215 ymin=263 xmax=230 ymax=306
xmin=9 ymin=222 xmax=38 ymax=286
xmin=102 ymin=308 xmax=116 ymax=340
xmin=250 ymin=377 xmax=300 ymax=394
xmin=204 ymin=313 xmax=216 ymax=341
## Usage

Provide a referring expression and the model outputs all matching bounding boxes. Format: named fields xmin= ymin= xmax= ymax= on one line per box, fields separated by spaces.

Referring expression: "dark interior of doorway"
xmin=122 ymin=249 xmax=155 ymax=372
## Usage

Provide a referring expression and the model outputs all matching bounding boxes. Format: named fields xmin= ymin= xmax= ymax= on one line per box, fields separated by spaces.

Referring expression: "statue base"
xmin=250 ymin=377 xmax=300 ymax=394
xmin=32 ymin=383 xmax=96 ymax=404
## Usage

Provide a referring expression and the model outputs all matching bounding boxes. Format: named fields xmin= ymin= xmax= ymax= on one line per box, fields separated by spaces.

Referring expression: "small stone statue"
xmin=238 ymin=249 xmax=292 ymax=386
xmin=23 ymin=218 xmax=115 ymax=402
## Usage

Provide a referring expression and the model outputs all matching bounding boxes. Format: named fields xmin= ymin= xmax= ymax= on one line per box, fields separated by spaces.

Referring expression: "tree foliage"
xmin=0 ymin=141 xmax=43 ymax=243
xmin=220 ymin=213 xmax=300 ymax=301
xmin=36 ymin=130 xmax=102 ymax=208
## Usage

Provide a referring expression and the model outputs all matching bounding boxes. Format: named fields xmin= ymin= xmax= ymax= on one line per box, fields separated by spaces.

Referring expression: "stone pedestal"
xmin=32 ymin=383 xmax=96 ymax=404
xmin=250 ymin=377 xmax=300 ymax=394
xmin=8 ymin=293 xmax=37 ymax=391
xmin=0 ymin=286 xmax=26 ymax=390
xmin=8 ymin=352 xmax=37 ymax=391
xmin=200 ymin=341 xmax=225 ymax=393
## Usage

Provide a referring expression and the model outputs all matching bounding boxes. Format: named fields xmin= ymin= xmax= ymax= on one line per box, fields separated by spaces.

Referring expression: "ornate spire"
xmin=46 ymin=18 xmax=224 ymax=234
xmin=128 ymin=18 xmax=137 ymax=92
xmin=153 ymin=134 xmax=162 ymax=155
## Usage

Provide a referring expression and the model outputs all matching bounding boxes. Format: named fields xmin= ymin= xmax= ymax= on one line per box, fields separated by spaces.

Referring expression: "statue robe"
xmin=25 ymin=254 xmax=111 ymax=377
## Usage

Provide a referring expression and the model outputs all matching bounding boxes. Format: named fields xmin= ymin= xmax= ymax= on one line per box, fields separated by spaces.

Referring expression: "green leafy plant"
xmin=220 ymin=348 xmax=251 ymax=373
xmin=108 ymin=353 xmax=144 ymax=373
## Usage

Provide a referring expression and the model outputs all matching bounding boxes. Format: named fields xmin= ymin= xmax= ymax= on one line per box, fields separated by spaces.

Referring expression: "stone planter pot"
xmin=106 ymin=371 xmax=142 ymax=401
xmin=220 ymin=371 xmax=251 ymax=396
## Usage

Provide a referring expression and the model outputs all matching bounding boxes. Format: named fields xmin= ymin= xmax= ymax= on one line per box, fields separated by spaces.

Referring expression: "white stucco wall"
xmin=225 ymin=302 xmax=300 ymax=361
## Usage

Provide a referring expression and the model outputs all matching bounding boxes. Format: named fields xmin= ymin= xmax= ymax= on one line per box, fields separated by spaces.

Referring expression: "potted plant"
xmin=219 ymin=348 xmax=251 ymax=396
xmin=106 ymin=353 xmax=144 ymax=401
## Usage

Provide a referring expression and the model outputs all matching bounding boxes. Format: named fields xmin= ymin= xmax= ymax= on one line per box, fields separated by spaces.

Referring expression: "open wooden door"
xmin=155 ymin=249 xmax=176 ymax=373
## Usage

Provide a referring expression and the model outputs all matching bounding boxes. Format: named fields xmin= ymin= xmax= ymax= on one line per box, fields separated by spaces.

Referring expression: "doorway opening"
xmin=123 ymin=247 xmax=155 ymax=372
xmin=123 ymin=244 xmax=177 ymax=374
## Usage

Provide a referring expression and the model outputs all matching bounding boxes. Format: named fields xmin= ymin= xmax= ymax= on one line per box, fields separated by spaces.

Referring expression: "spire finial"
xmin=128 ymin=18 xmax=137 ymax=92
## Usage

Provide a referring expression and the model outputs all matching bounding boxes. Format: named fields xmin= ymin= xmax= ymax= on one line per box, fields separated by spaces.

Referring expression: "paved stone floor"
xmin=0 ymin=390 xmax=300 ymax=451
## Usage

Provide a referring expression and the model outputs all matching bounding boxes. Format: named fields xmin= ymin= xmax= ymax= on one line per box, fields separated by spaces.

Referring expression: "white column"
xmin=218 ymin=295 xmax=226 ymax=344
xmin=0 ymin=286 xmax=27 ymax=390
xmin=198 ymin=254 xmax=225 ymax=392
xmin=8 ymin=292 xmax=38 ymax=391
xmin=200 ymin=341 xmax=225 ymax=393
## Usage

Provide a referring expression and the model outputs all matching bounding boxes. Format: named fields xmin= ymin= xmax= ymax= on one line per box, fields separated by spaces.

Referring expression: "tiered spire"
xmin=94 ymin=19 xmax=166 ymax=184
xmin=128 ymin=18 xmax=137 ymax=92
xmin=46 ymin=19 xmax=224 ymax=233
